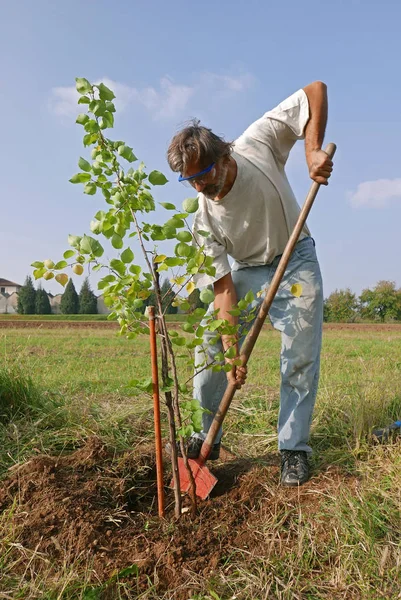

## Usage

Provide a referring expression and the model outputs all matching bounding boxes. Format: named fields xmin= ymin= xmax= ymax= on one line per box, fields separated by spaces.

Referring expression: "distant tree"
xmin=161 ymin=279 xmax=178 ymax=314
xmin=324 ymin=288 xmax=359 ymax=322
xmin=35 ymin=287 xmax=51 ymax=315
xmin=17 ymin=276 xmax=36 ymax=314
xmin=187 ymin=288 xmax=208 ymax=313
xmin=359 ymin=280 xmax=401 ymax=322
xmin=79 ymin=277 xmax=98 ymax=314
xmin=60 ymin=279 xmax=79 ymax=314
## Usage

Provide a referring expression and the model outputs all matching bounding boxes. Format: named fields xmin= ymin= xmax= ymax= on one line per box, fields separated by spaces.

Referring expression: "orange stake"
xmin=148 ymin=306 xmax=165 ymax=517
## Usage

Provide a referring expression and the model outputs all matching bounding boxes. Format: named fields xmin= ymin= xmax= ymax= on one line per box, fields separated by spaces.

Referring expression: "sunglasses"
xmin=178 ymin=162 xmax=215 ymax=186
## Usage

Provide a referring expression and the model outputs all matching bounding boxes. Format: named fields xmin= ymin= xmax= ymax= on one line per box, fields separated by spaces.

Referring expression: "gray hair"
xmin=167 ymin=119 xmax=233 ymax=174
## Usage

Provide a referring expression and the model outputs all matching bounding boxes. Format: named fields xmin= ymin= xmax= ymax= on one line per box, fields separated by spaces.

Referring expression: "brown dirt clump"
xmin=0 ymin=437 xmax=359 ymax=598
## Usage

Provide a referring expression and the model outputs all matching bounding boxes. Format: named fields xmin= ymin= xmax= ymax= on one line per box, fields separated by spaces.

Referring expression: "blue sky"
xmin=1 ymin=0 xmax=400 ymax=298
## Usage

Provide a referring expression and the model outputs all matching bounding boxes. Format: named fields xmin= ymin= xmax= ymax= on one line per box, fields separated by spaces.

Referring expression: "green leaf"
xmin=165 ymin=257 xmax=184 ymax=267
xmin=159 ymin=202 xmax=176 ymax=210
xmin=83 ymin=133 xmax=98 ymax=146
xmin=68 ymin=235 xmax=82 ymax=248
xmin=63 ymin=250 xmax=75 ymax=259
xmin=179 ymin=424 xmax=194 ymax=439
xmin=97 ymin=82 xmax=115 ymax=101
xmin=148 ymin=170 xmax=168 ymax=185
xmin=182 ymin=197 xmax=199 ymax=213
xmin=69 ymin=172 xmax=91 ymax=184
xmin=84 ymin=182 xmax=97 ymax=195
xmin=117 ymin=145 xmax=137 ymax=162
xmin=224 ymin=346 xmax=237 ymax=359
xmin=75 ymin=77 xmax=92 ymax=95
xmin=196 ymin=229 xmax=210 ymax=237
xmin=182 ymin=322 xmax=193 ymax=333
xmin=167 ymin=217 xmax=185 ymax=229
xmin=208 ymin=319 xmax=224 ymax=332
xmin=110 ymin=260 xmax=126 ymax=276
xmin=78 ymin=157 xmax=91 ymax=172
xmin=78 ymin=96 xmax=90 ymax=105
xmin=244 ymin=290 xmax=255 ymax=304
xmin=54 ymin=260 xmax=68 ymax=270
xmin=111 ymin=234 xmax=123 ymax=249
xmin=121 ymin=247 xmax=134 ymax=263
xmin=228 ymin=308 xmax=241 ymax=316
xmin=175 ymin=242 xmax=191 ymax=257
xmin=33 ymin=267 xmax=46 ymax=280
xmin=171 ymin=337 xmax=186 ymax=346
xmin=84 ymin=119 xmax=99 ymax=133
xmin=115 ymin=564 xmax=139 ymax=578
xmin=100 ymin=112 xmax=114 ymax=129
xmin=191 ymin=409 xmax=203 ymax=432
xmin=79 ymin=235 xmax=104 ymax=257
xmin=200 ymin=288 xmax=214 ymax=304
xmin=31 ymin=261 xmax=44 ymax=268
xmin=90 ymin=219 xmax=102 ymax=234
xmin=89 ymin=100 xmax=106 ymax=116
xmin=76 ymin=113 xmax=89 ymax=125
xmin=176 ymin=231 xmax=192 ymax=242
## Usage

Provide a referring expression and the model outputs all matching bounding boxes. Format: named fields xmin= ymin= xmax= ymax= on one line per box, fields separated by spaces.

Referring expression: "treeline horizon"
xmin=324 ymin=280 xmax=401 ymax=323
xmin=16 ymin=276 xmax=401 ymax=322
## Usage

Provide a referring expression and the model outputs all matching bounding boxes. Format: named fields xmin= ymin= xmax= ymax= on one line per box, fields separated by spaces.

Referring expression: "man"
xmin=167 ymin=81 xmax=333 ymax=486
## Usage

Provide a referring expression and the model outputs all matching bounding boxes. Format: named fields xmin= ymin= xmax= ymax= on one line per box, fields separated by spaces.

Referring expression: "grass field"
xmin=0 ymin=313 xmax=187 ymax=321
xmin=0 ymin=324 xmax=400 ymax=599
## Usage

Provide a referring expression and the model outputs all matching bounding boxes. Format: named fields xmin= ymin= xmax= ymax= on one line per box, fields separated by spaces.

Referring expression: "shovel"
xmin=177 ymin=142 xmax=337 ymax=500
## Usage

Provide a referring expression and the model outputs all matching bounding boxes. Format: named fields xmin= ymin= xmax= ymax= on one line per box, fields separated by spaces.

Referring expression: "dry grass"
xmin=0 ymin=325 xmax=401 ymax=599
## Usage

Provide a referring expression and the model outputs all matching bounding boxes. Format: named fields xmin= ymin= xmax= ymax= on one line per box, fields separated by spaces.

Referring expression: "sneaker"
xmin=280 ymin=450 xmax=309 ymax=486
xmin=166 ymin=437 xmax=221 ymax=461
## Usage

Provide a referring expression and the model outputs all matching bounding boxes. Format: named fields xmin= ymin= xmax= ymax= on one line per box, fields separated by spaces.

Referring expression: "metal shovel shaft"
xmin=199 ymin=142 xmax=337 ymax=465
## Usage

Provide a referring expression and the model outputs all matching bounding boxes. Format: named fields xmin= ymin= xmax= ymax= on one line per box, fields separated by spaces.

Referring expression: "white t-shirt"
xmin=193 ymin=89 xmax=311 ymax=288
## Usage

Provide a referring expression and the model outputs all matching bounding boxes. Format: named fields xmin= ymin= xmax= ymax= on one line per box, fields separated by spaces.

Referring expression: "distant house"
xmin=0 ymin=278 xmax=22 ymax=296
xmin=0 ymin=292 xmax=19 ymax=314
xmin=49 ymin=294 xmax=63 ymax=314
xmin=97 ymin=295 xmax=111 ymax=314
xmin=0 ymin=279 xmax=22 ymax=314
xmin=0 ymin=276 xmax=111 ymax=315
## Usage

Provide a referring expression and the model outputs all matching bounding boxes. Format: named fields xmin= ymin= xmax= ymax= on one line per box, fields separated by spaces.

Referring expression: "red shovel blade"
xmin=176 ymin=457 xmax=218 ymax=500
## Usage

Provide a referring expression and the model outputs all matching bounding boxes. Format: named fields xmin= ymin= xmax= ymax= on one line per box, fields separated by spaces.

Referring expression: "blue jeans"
xmin=193 ymin=237 xmax=323 ymax=453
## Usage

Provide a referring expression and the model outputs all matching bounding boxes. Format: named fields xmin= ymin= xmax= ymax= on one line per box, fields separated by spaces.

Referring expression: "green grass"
xmin=0 ymin=324 xmax=401 ymax=598
xmin=0 ymin=313 xmax=109 ymax=321
xmin=0 ymin=313 xmax=187 ymax=321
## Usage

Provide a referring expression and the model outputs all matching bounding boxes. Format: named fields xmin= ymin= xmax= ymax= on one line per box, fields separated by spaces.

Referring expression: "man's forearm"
xmin=303 ymin=81 xmax=328 ymax=154
xmin=213 ymin=273 xmax=238 ymax=351
xmin=302 ymin=81 xmax=332 ymax=185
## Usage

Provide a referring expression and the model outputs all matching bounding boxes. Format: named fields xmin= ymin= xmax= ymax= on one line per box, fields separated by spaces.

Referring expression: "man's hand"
xmin=307 ymin=149 xmax=333 ymax=185
xmin=226 ymin=359 xmax=248 ymax=389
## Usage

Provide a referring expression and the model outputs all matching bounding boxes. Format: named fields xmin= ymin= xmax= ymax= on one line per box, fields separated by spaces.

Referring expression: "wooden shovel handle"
xmin=200 ymin=143 xmax=337 ymax=462
xmin=148 ymin=306 xmax=165 ymax=517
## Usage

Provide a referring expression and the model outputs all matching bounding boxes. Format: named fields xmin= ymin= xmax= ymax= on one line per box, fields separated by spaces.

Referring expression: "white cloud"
xmin=348 ymin=179 xmax=401 ymax=208
xmin=49 ymin=71 xmax=254 ymax=121
xmin=50 ymin=85 xmax=80 ymax=117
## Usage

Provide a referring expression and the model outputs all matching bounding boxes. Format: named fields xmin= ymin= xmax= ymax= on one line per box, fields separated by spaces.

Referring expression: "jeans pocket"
xmin=293 ymin=237 xmax=317 ymax=262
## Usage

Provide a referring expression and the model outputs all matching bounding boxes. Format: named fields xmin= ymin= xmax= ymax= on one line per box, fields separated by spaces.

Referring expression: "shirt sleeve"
xmin=191 ymin=200 xmax=231 ymax=289
xmin=237 ymin=89 xmax=310 ymax=165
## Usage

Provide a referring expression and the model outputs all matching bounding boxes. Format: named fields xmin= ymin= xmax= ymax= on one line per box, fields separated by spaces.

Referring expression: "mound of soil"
xmin=0 ymin=437 xmax=357 ymax=598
